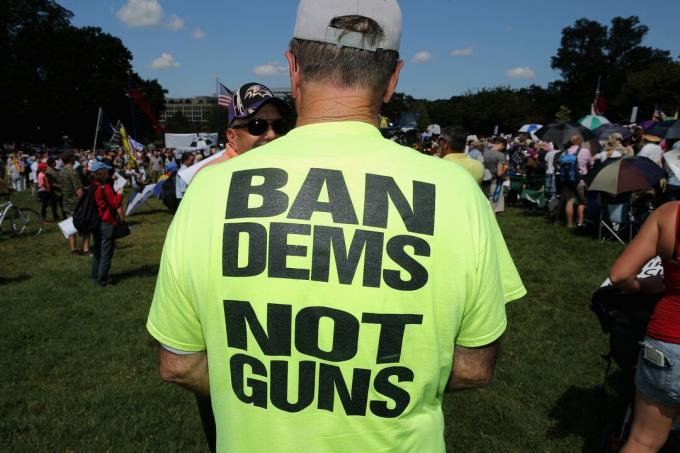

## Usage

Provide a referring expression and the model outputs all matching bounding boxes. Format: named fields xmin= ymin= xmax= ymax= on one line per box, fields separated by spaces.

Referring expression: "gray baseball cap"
xmin=293 ymin=0 xmax=402 ymax=52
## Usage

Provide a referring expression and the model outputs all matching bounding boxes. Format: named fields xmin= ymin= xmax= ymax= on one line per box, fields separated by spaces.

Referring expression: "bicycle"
xmin=0 ymin=192 xmax=44 ymax=236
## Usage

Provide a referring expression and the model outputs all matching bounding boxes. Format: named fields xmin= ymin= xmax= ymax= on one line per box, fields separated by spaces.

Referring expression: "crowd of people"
xmin=397 ymin=121 xmax=677 ymax=234
xmin=2 ymin=1 xmax=679 ymax=450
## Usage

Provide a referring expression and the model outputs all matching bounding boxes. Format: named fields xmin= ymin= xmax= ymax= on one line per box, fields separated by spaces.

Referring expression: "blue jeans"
xmin=635 ymin=336 xmax=680 ymax=407
xmin=91 ymin=223 xmax=115 ymax=285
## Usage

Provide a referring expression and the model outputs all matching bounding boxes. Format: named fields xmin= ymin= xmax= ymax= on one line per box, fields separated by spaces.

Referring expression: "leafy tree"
xmin=2 ymin=0 xmax=166 ymax=147
xmin=551 ymin=16 xmax=672 ymax=119
xmin=555 ymin=105 xmax=572 ymax=122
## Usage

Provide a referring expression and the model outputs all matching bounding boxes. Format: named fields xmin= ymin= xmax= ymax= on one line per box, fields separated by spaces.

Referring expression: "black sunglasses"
xmin=233 ymin=118 xmax=287 ymax=136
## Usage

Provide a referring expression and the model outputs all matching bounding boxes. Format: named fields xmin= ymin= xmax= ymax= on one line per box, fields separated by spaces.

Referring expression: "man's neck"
xmin=296 ymin=83 xmax=381 ymax=128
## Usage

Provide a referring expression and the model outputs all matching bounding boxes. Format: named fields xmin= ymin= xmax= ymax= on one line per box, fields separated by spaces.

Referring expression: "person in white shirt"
xmin=543 ymin=142 xmax=558 ymax=198
xmin=638 ymin=135 xmax=663 ymax=167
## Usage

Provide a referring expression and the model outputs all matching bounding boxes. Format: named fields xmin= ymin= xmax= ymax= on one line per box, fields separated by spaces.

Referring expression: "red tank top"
xmin=648 ymin=205 xmax=680 ymax=343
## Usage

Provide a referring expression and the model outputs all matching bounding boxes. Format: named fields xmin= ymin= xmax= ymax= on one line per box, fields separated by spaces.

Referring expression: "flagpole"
xmin=127 ymin=70 xmax=137 ymax=138
xmin=92 ymin=107 xmax=102 ymax=152
xmin=216 ymin=75 xmax=220 ymax=143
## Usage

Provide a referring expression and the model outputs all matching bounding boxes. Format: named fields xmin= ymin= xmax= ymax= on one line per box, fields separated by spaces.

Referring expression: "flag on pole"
xmin=592 ymin=76 xmax=607 ymax=115
xmin=119 ymin=125 xmax=138 ymax=168
xmin=218 ymin=83 xmax=233 ymax=108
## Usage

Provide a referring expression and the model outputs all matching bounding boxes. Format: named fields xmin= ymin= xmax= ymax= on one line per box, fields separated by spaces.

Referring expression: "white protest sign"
xmin=113 ymin=172 xmax=128 ymax=192
xmin=601 ymin=256 xmax=663 ymax=287
xmin=178 ymin=151 xmax=226 ymax=186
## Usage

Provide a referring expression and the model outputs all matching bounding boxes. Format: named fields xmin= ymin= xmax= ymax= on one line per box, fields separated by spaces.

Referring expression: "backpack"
xmin=73 ymin=186 xmax=101 ymax=234
xmin=558 ymin=149 xmax=580 ymax=183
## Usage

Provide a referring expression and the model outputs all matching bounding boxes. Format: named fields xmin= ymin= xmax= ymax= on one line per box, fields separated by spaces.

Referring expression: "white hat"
xmin=293 ymin=0 xmax=402 ymax=52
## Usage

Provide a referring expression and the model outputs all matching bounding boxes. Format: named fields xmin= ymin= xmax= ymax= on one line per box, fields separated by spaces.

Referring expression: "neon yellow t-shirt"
xmin=147 ymin=121 xmax=525 ymax=453
xmin=443 ymin=153 xmax=484 ymax=184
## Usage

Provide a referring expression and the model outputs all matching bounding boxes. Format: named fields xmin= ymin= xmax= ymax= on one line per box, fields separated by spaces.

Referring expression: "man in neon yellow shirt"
xmin=439 ymin=126 xmax=484 ymax=184
xmin=147 ymin=1 xmax=526 ymax=452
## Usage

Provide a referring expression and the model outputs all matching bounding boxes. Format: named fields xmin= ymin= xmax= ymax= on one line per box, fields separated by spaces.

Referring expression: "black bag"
xmin=72 ymin=187 xmax=101 ymax=234
xmin=112 ymin=220 xmax=131 ymax=239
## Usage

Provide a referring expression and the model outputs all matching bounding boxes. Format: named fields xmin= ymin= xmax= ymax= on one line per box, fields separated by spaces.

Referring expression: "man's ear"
xmin=285 ymin=51 xmax=301 ymax=101
xmin=226 ymin=128 xmax=237 ymax=150
xmin=383 ymin=60 xmax=406 ymax=104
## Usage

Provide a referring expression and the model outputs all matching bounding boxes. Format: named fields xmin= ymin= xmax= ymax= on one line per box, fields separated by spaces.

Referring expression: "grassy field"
xmin=1 ymin=190 xmax=627 ymax=452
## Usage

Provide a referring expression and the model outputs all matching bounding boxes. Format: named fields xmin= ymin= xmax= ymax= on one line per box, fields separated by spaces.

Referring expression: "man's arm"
xmin=447 ymin=340 xmax=501 ymax=392
xmin=158 ymin=346 xmax=210 ymax=396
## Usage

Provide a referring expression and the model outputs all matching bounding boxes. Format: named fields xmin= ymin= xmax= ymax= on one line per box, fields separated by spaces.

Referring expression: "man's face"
xmin=228 ymin=104 xmax=283 ymax=154
xmin=185 ymin=155 xmax=195 ymax=167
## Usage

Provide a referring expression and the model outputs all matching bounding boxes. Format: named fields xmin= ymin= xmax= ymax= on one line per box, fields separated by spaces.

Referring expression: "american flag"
xmin=218 ymin=83 xmax=233 ymax=108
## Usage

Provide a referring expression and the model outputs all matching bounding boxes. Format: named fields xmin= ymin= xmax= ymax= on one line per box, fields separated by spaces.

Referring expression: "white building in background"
xmin=160 ymin=97 xmax=215 ymax=127
xmin=160 ymin=89 xmax=292 ymax=127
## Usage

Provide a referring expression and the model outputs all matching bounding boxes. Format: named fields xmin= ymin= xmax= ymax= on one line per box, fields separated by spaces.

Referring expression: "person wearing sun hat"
xmin=148 ymin=1 xmax=525 ymax=452
xmin=89 ymin=160 xmax=123 ymax=287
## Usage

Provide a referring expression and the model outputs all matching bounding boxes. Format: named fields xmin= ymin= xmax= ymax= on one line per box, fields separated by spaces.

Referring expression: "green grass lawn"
xmin=1 ymin=191 xmax=627 ymax=452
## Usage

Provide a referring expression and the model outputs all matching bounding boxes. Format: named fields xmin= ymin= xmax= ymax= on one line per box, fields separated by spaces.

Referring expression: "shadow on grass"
xmin=110 ymin=264 xmax=159 ymax=283
xmin=547 ymin=381 xmax=628 ymax=452
xmin=0 ymin=274 xmax=31 ymax=286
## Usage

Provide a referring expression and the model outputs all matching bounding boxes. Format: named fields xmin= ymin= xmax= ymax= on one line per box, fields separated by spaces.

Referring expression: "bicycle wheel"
xmin=12 ymin=208 xmax=43 ymax=236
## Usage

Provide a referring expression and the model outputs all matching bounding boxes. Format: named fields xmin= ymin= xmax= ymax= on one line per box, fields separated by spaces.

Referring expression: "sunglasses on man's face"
xmin=233 ymin=118 xmax=287 ymax=136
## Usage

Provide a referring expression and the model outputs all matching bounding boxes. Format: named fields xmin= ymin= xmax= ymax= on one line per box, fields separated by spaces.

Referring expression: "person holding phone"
xmin=610 ymin=200 xmax=680 ymax=452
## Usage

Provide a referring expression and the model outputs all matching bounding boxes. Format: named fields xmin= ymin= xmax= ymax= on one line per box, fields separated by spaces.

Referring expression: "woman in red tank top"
xmin=610 ymin=201 xmax=680 ymax=452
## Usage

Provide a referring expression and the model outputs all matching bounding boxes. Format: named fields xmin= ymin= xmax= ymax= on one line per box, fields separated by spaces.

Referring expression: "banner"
xmin=164 ymin=133 xmax=218 ymax=152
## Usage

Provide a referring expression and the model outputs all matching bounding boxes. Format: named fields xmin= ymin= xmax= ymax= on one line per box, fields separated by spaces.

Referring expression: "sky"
xmin=59 ymin=0 xmax=680 ymax=100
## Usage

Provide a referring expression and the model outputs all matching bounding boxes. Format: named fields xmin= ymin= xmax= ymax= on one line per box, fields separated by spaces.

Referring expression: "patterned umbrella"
xmin=578 ymin=114 xmax=610 ymax=131
xmin=587 ymin=157 xmax=665 ymax=195
xmin=518 ymin=124 xmax=542 ymax=134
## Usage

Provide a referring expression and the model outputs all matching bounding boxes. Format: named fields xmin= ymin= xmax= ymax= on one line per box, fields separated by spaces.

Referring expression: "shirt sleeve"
xmin=146 ymin=215 xmax=206 ymax=352
xmin=455 ymin=194 xmax=526 ymax=348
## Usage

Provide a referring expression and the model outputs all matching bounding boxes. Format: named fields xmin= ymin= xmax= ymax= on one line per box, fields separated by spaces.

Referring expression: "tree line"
xmin=1 ymin=0 xmax=166 ymax=148
xmin=2 ymin=1 xmax=679 ymax=146
xmin=383 ymin=16 xmax=680 ymax=135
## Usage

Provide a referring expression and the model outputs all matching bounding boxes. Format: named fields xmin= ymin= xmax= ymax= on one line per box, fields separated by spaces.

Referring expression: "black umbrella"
xmin=644 ymin=120 xmax=676 ymax=138
xmin=594 ymin=124 xmax=633 ymax=141
xmin=535 ymin=122 xmax=596 ymax=147
xmin=663 ymin=120 xmax=680 ymax=140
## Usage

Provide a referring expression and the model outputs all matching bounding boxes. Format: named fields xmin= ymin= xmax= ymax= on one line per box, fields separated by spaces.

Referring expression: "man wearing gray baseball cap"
xmin=148 ymin=1 xmax=525 ymax=452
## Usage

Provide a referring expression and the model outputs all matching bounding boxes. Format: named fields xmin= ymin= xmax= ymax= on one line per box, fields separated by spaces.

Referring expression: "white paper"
xmin=663 ymin=149 xmax=680 ymax=181
xmin=113 ymin=173 xmax=128 ymax=192
xmin=178 ymin=151 xmax=226 ymax=186
xmin=58 ymin=217 xmax=78 ymax=239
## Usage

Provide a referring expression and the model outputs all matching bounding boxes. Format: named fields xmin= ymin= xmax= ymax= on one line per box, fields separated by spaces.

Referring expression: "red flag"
xmin=593 ymin=76 xmax=607 ymax=115
xmin=128 ymin=88 xmax=164 ymax=135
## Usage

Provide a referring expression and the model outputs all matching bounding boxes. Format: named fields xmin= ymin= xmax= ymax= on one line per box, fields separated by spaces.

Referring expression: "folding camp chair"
xmin=598 ymin=194 xmax=634 ymax=244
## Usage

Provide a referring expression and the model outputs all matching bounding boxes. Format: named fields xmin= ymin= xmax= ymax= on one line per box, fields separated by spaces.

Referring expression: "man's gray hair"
xmin=289 ymin=15 xmax=399 ymax=97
